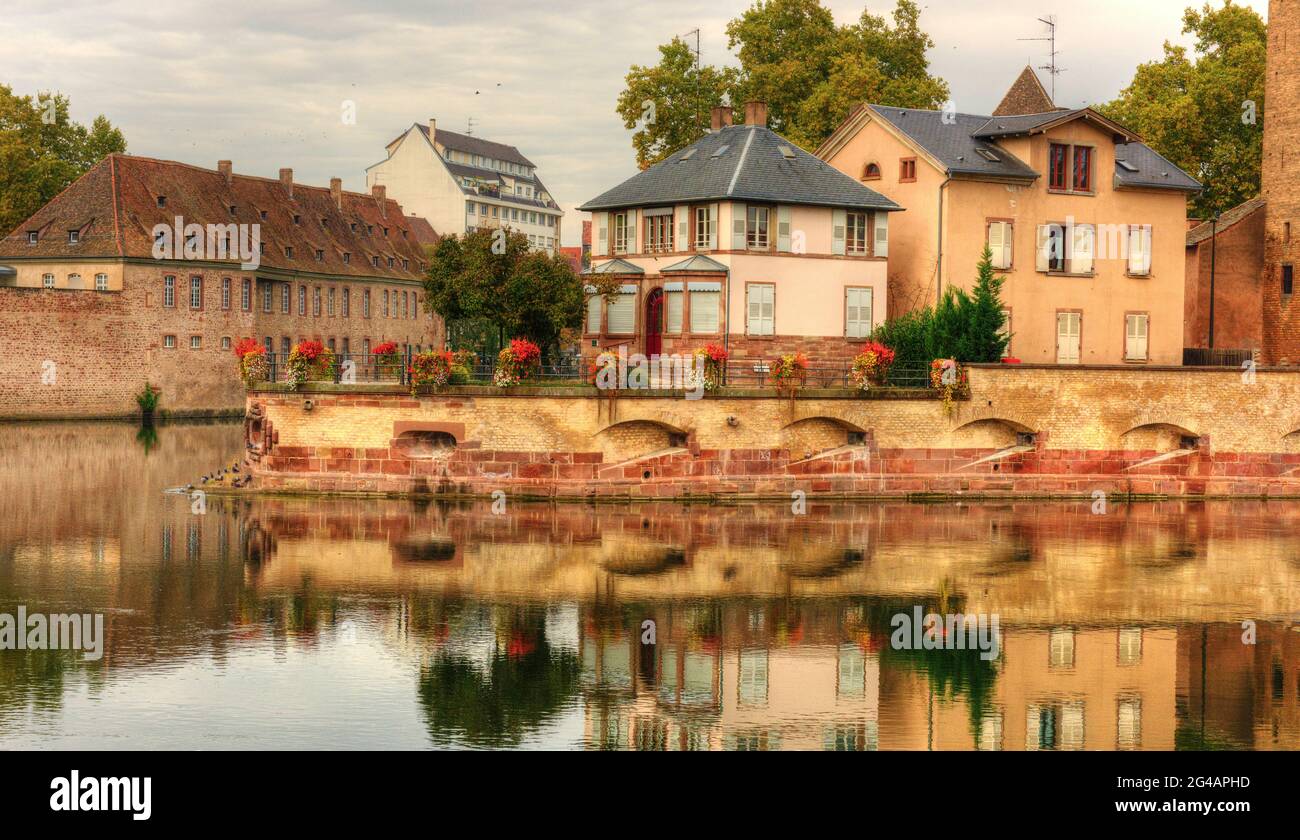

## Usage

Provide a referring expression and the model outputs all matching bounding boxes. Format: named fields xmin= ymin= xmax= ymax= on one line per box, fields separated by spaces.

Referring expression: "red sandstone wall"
xmin=1184 ymin=207 xmax=1265 ymax=351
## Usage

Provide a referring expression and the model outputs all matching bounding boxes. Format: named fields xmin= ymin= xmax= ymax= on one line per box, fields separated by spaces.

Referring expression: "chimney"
xmin=279 ymin=167 xmax=293 ymax=198
xmin=330 ymin=178 xmax=342 ymax=210
xmin=372 ymin=184 xmax=387 ymax=218
xmin=428 ymin=118 xmax=437 ymax=143
xmin=710 ymin=106 xmax=733 ymax=131
xmin=217 ymin=160 xmax=232 ymax=186
xmin=743 ymin=101 xmax=768 ymax=127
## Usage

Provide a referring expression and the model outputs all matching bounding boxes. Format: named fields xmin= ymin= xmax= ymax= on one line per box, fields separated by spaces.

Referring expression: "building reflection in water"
xmin=2 ymin=421 xmax=1300 ymax=750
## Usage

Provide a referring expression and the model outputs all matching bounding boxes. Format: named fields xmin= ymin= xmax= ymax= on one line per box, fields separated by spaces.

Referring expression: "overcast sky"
xmin=0 ymin=0 xmax=1269 ymax=245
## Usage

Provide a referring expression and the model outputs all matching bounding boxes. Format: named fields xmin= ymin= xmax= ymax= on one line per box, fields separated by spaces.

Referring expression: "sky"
xmin=0 ymin=0 xmax=1270 ymax=246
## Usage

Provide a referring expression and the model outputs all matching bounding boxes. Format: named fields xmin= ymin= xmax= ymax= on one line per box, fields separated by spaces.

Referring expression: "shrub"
xmin=136 ymin=382 xmax=160 ymax=413
xmin=691 ymin=343 xmax=728 ymax=392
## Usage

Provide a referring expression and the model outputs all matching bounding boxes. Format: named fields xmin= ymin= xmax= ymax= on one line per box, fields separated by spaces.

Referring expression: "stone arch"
xmin=781 ymin=416 xmax=867 ymax=460
xmin=593 ymin=419 xmax=688 ymax=462
xmin=950 ymin=417 xmax=1035 ymax=449
xmin=1118 ymin=421 xmax=1200 ymax=453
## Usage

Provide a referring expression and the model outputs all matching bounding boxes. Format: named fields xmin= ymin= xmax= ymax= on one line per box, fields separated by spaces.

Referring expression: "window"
xmin=328 ymin=287 xmax=335 ymax=316
xmin=845 ymin=212 xmax=868 ymax=255
xmin=163 ymin=335 xmax=176 ymax=349
xmin=67 ymin=273 xmax=82 ymax=288
xmin=221 ymin=337 xmax=232 ymax=351
xmin=27 ymin=230 xmax=38 ymax=244
xmin=68 ymin=230 xmax=80 ymax=244
xmin=1049 ymin=629 xmax=1076 ymax=668
xmin=1127 ymin=225 xmax=1152 ymax=276
xmin=281 ymin=284 xmax=290 ymax=314
xmin=43 ymin=273 xmax=54 ymax=288
xmin=401 ymin=291 xmax=408 ymax=318
xmin=363 ymin=338 xmax=371 ymax=356
xmin=221 ymin=277 xmax=231 ymax=308
xmin=262 ymin=283 xmax=273 ymax=313
xmin=845 ymin=287 xmax=873 ymax=338
xmin=988 ymin=221 xmax=1012 ymax=269
xmin=363 ymin=289 xmax=371 ymax=317
xmin=343 ymin=252 xmax=351 ymax=264
xmin=157 ymin=196 xmax=167 ymax=208
xmin=372 ymin=256 xmax=380 ymax=267
xmin=645 ymin=211 xmax=673 ymax=253
xmin=342 ymin=288 xmax=350 ymax=317
xmin=163 ymin=275 xmax=175 ymax=307
xmin=298 ymin=285 xmax=306 ymax=316
xmin=899 ymin=158 xmax=917 ymax=182
xmin=613 ymin=211 xmax=633 ymax=254
xmin=315 ymin=249 xmax=324 ymax=262
xmin=96 ymin=273 xmax=108 ymax=292
xmin=1125 ymin=314 xmax=1149 ymax=361
xmin=665 ymin=288 xmax=683 ymax=333
xmin=1073 ymin=146 xmax=1093 ymax=192
xmin=313 ymin=287 xmax=322 ymax=317
xmin=585 ymin=294 xmax=602 ymax=333
xmin=746 ymin=206 xmax=770 ymax=249
xmin=747 ymin=283 xmax=775 ymax=336
xmin=242 ymin=279 xmax=252 ymax=311
xmin=862 ymin=162 xmax=881 ymax=180
xmin=1117 ymin=698 xmax=1142 ymax=750
xmin=607 ymin=289 xmax=636 ymax=333
xmin=1048 ymin=143 xmax=1069 ymax=190
xmin=327 ymin=338 xmax=336 ymax=353
xmin=281 ymin=337 xmax=291 ymax=357
xmin=285 ymin=246 xmax=294 ymax=259
xmin=383 ymin=289 xmax=390 ymax=317
xmin=690 ymin=288 xmax=720 ymax=333
xmin=190 ymin=276 xmax=202 ymax=309
xmin=190 ymin=335 xmax=202 ymax=350
xmin=1056 ymin=312 xmax=1081 ymax=364
xmin=1117 ymin=628 xmax=1143 ymax=665
xmin=1036 ymin=223 xmax=1094 ymax=274
xmin=342 ymin=338 xmax=350 ymax=356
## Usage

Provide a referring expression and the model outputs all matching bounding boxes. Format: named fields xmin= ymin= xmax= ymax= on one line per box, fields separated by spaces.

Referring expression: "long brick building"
xmin=0 ymin=154 xmax=442 ymax=419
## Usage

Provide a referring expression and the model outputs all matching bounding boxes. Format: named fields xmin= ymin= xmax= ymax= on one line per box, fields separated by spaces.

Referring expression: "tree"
xmin=617 ymin=0 xmax=948 ymax=164
xmin=1099 ymin=1 xmax=1266 ymax=217
xmin=423 ymin=228 xmax=595 ymax=361
xmin=958 ymin=246 xmax=1010 ymax=363
xmin=0 ymin=86 xmax=127 ymax=235
xmin=616 ymin=38 xmax=740 ymax=169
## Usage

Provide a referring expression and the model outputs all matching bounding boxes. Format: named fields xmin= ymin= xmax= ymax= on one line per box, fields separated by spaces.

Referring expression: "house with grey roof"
xmin=366 ymin=119 xmax=563 ymax=255
xmin=577 ymin=102 xmax=901 ymax=366
xmin=817 ymin=67 xmax=1201 ymax=367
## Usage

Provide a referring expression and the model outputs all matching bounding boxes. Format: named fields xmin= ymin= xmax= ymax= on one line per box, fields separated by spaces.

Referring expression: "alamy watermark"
xmin=0 ymin=606 xmax=104 ymax=661
xmin=151 ymin=215 xmax=261 ymax=270
xmin=592 ymin=346 xmax=706 ymax=400
xmin=891 ymin=606 xmax=1000 ymax=661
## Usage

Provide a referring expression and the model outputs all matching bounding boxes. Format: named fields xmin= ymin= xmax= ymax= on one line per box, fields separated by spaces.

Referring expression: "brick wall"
xmin=244 ymin=364 xmax=1300 ymax=498
xmin=1185 ymin=206 xmax=1264 ymax=351
xmin=0 ymin=261 xmax=442 ymax=419
xmin=1263 ymin=0 xmax=1300 ymax=364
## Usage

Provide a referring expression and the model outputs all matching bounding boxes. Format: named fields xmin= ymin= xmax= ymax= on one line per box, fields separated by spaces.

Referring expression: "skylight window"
xmin=1117 ymin=160 xmax=1139 ymax=172
xmin=975 ymin=148 xmax=1001 ymax=162
xmin=710 ymin=145 xmax=730 ymax=158
xmin=679 ymin=149 xmax=697 ymax=162
xmin=777 ymin=145 xmax=796 ymax=160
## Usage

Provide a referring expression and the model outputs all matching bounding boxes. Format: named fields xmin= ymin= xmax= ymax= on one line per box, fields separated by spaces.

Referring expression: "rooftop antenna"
xmin=466 ymin=115 xmax=476 ymax=136
xmin=1017 ymin=15 xmax=1064 ymax=102
xmin=681 ymin=28 xmax=700 ymax=69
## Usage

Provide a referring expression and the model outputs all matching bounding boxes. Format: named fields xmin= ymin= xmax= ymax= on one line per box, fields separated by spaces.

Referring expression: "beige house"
xmin=818 ymin=69 xmax=1200 ymax=365
xmin=366 ymin=119 xmax=563 ymax=253
xmin=578 ymin=103 xmax=900 ymax=367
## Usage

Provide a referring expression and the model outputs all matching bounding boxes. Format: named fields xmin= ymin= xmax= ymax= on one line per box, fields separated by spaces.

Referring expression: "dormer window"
xmin=383 ymin=227 xmax=389 ymax=236
xmin=292 ymin=214 xmax=300 ymax=225
xmin=284 ymin=246 xmax=294 ymax=258
xmin=68 ymin=230 xmax=80 ymax=244
xmin=315 ymin=249 xmax=324 ymax=261
xmin=371 ymin=255 xmax=379 ymax=267
xmin=343 ymin=252 xmax=351 ymax=264
xmin=367 ymin=225 xmax=374 ymax=235
xmin=229 ymin=205 xmax=237 ymax=214
xmin=862 ymin=162 xmax=881 ymax=180
xmin=157 ymin=196 xmax=167 ymax=208
xmin=260 ymin=210 xmax=268 ymax=221
xmin=26 ymin=231 xmax=37 ymax=245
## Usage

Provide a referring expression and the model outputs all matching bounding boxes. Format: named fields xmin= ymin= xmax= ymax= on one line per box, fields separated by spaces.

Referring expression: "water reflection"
xmin=1 ymin=421 xmax=1300 ymax=749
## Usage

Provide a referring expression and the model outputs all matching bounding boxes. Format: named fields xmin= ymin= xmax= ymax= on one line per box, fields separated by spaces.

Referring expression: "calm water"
xmin=1 ymin=421 xmax=1299 ymax=750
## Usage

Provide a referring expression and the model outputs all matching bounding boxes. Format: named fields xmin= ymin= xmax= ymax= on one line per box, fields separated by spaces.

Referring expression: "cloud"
xmin=0 ymin=0 xmax=1269 ymax=246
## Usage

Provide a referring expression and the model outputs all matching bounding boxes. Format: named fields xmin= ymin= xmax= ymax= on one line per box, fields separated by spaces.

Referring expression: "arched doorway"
xmin=645 ymin=287 xmax=663 ymax=356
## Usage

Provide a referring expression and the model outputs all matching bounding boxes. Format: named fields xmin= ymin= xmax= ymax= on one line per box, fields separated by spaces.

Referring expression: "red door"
xmin=645 ymin=288 xmax=663 ymax=356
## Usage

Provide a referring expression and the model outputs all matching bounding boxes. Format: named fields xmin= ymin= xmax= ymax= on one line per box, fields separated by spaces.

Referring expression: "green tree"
xmin=424 ymin=228 xmax=597 ymax=361
xmin=616 ymin=38 xmax=740 ymax=169
xmin=618 ymin=0 xmax=948 ymax=164
xmin=958 ymin=246 xmax=1010 ymax=362
xmin=0 ymin=86 xmax=127 ymax=235
xmin=1099 ymin=1 xmax=1266 ymax=217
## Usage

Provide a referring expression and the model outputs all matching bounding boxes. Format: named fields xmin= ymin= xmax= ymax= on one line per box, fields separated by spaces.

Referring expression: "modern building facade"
xmin=818 ymin=69 xmax=1200 ymax=366
xmin=366 ymin=119 xmax=563 ymax=253
xmin=0 ymin=154 xmax=441 ymax=418
xmin=578 ymin=103 xmax=900 ymax=365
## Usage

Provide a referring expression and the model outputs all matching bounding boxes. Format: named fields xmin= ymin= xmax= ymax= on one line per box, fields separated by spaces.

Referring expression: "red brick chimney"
xmin=217 ymin=160 xmax=232 ymax=186
xmin=711 ymin=106 xmax=733 ymax=131
xmin=428 ymin=118 xmax=437 ymax=144
xmin=279 ymin=167 xmax=293 ymax=198
xmin=330 ymin=178 xmax=342 ymax=210
xmin=372 ymin=184 xmax=387 ymax=218
xmin=743 ymin=101 xmax=768 ymax=127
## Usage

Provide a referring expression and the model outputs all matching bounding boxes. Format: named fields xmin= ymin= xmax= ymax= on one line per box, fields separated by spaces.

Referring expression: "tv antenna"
xmin=1017 ymin=15 xmax=1064 ymax=102
xmin=681 ymin=28 xmax=700 ymax=69
xmin=466 ymin=115 xmax=476 ymax=136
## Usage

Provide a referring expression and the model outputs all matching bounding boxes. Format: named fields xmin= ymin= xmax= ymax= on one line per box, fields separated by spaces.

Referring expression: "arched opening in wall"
xmin=782 ymin=417 xmax=866 ymax=461
xmin=1282 ymin=427 xmax=1300 ymax=454
xmin=862 ymin=162 xmax=881 ymax=180
xmin=602 ymin=546 xmax=687 ymax=576
xmin=950 ymin=418 xmax=1033 ymax=449
xmin=394 ymin=430 xmax=458 ymax=460
xmin=392 ymin=537 xmax=458 ymax=565
xmin=1118 ymin=423 xmax=1199 ymax=453
xmin=593 ymin=420 xmax=687 ymax=463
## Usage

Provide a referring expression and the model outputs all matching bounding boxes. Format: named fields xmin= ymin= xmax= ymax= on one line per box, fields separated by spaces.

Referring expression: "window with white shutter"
xmin=666 ymin=289 xmax=683 ymax=333
xmin=1125 ymin=313 xmax=1149 ymax=361
xmin=1056 ymin=312 xmax=1081 ymax=364
xmin=747 ymin=283 xmax=775 ymax=336
xmin=689 ymin=290 xmax=719 ymax=333
xmin=607 ymin=290 xmax=636 ymax=333
xmin=988 ymin=221 xmax=1012 ymax=269
xmin=873 ymin=212 xmax=888 ymax=258
xmin=585 ymin=294 xmax=602 ymax=333
xmin=1127 ymin=225 xmax=1152 ymax=276
xmin=595 ymin=213 xmax=608 ymax=256
xmin=1071 ymin=224 xmax=1095 ymax=274
xmin=845 ymin=287 xmax=873 ymax=338
xmin=831 ymin=209 xmax=846 ymax=255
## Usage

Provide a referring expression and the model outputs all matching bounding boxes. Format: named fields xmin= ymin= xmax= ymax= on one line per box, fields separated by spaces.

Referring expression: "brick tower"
xmin=1263 ymin=0 xmax=1300 ymax=364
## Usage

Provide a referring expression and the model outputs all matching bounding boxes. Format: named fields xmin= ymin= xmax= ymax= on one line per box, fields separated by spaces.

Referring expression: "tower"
xmin=1263 ymin=0 xmax=1300 ymax=364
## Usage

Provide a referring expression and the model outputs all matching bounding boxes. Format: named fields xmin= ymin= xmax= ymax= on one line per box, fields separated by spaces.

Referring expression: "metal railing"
xmin=1182 ymin=347 xmax=1256 ymax=367
xmin=721 ymin=360 xmax=933 ymax=389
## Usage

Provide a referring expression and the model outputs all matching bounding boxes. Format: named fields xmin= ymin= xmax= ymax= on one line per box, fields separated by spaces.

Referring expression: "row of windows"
xmin=585 ymin=284 xmax=875 ymax=339
xmin=466 ymin=202 xmax=559 ymax=228
xmin=152 ymin=229 xmax=420 ymax=272
xmin=446 ymin=147 xmax=534 ymax=179
xmin=870 ymin=143 xmax=1094 ymax=194
xmin=161 ymin=275 xmax=426 ymax=320
xmin=40 ymin=272 xmax=109 ymax=291
xmin=985 ymin=221 xmax=1153 ymax=276
xmin=159 ymin=335 xmax=423 ymax=356
xmin=600 ymin=205 xmax=887 ymax=258
xmin=1032 ymin=310 xmax=1150 ymax=363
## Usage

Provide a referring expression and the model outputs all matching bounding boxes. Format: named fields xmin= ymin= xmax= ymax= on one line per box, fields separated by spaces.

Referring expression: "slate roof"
xmin=870 ymin=106 xmax=1040 ymax=181
xmin=661 ymin=255 xmax=728 ymax=272
xmin=0 ymin=154 xmax=433 ymax=280
xmin=584 ymin=258 xmax=643 ymax=274
xmin=416 ymin=124 xmax=535 ymax=168
xmin=1186 ymin=196 xmax=1265 ymax=246
xmin=993 ymin=66 xmax=1057 ymax=117
xmin=580 ymin=124 xmax=902 ymax=212
xmin=1114 ymin=142 xmax=1203 ymax=192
